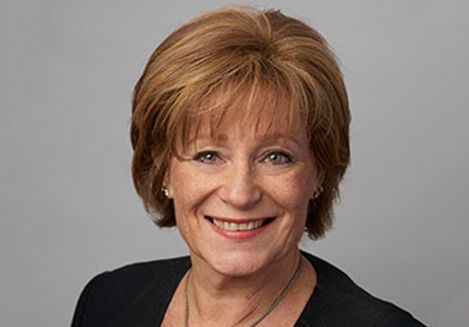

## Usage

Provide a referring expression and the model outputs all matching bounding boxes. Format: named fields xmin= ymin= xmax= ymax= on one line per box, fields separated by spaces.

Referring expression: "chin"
xmin=213 ymin=258 xmax=265 ymax=277
xmin=201 ymin=247 xmax=282 ymax=278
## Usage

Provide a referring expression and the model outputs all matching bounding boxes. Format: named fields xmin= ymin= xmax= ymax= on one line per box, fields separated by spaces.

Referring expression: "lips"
xmin=212 ymin=218 xmax=263 ymax=231
xmin=206 ymin=216 xmax=274 ymax=232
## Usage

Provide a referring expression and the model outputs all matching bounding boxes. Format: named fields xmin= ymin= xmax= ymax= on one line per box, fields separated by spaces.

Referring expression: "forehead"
xmin=181 ymin=88 xmax=307 ymax=146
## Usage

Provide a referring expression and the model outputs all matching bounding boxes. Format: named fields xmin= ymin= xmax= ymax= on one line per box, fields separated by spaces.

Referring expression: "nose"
xmin=218 ymin=161 xmax=262 ymax=209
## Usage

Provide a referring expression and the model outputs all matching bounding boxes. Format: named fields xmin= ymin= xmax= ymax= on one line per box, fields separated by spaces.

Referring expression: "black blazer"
xmin=71 ymin=251 xmax=426 ymax=326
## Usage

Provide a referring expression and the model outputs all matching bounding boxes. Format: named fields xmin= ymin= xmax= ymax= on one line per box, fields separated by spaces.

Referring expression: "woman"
xmin=72 ymin=5 xmax=425 ymax=326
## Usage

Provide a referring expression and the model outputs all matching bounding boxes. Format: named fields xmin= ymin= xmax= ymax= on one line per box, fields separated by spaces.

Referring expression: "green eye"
xmin=193 ymin=151 xmax=219 ymax=164
xmin=265 ymin=152 xmax=292 ymax=165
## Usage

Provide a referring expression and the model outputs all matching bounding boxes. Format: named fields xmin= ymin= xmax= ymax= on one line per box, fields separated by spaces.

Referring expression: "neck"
xmin=186 ymin=250 xmax=302 ymax=326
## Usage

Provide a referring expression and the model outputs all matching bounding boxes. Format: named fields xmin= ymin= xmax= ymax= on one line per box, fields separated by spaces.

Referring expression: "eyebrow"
xmin=186 ymin=131 xmax=301 ymax=147
xmin=256 ymin=132 xmax=302 ymax=147
xmin=185 ymin=132 xmax=226 ymax=146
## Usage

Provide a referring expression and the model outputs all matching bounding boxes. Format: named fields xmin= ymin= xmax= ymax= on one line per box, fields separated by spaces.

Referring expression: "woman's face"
xmin=165 ymin=104 xmax=322 ymax=276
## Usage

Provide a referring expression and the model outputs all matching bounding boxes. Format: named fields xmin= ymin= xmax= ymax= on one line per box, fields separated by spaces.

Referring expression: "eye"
xmin=263 ymin=151 xmax=293 ymax=165
xmin=192 ymin=151 xmax=221 ymax=164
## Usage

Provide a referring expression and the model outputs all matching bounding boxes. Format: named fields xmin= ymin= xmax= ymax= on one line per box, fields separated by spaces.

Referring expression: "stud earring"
xmin=312 ymin=186 xmax=324 ymax=199
xmin=161 ymin=187 xmax=170 ymax=198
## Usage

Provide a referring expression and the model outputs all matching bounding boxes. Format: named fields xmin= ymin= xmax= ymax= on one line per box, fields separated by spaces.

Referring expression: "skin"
xmin=162 ymin=104 xmax=322 ymax=326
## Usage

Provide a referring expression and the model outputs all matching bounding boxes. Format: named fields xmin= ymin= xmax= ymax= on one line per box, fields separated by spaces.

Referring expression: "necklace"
xmin=184 ymin=256 xmax=302 ymax=327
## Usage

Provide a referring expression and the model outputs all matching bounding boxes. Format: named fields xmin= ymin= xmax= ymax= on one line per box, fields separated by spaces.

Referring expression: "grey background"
xmin=1 ymin=0 xmax=468 ymax=326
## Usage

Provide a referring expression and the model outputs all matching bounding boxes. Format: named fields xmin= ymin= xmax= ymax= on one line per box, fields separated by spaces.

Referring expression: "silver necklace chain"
xmin=184 ymin=256 xmax=302 ymax=327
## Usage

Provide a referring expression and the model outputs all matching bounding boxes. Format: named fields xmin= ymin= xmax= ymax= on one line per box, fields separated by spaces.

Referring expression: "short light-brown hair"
xmin=130 ymin=5 xmax=350 ymax=239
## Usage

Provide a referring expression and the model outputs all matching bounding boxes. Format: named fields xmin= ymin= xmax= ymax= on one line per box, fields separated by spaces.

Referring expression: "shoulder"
xmin=71 ymin=256 xmax=190 ymax=327
xmin=299 ymin=251 xmax=426 ymax=327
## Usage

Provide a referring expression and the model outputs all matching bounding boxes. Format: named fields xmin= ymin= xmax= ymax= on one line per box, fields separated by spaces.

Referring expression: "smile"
xmin=213 ymin=219 xmax=264 ymax=231
xmin=207 ymin=217 xmax=274 ymax=232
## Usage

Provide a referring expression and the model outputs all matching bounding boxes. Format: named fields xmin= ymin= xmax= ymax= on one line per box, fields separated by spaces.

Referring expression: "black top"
xmin=71 ymin=251 xmax=426 ymax=326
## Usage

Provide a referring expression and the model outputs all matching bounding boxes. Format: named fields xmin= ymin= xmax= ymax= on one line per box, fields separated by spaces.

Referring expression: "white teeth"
xmin=212 ymin=218 xmax=265 ymax=231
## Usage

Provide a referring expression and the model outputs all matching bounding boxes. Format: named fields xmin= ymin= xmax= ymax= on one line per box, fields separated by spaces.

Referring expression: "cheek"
xmin=271 ymin=171 xmax=316 ymax=211
xmin=170 ymin=169 xmax=204 ymax=242
xmin=170 ymin=166 xmax=214 ymax=217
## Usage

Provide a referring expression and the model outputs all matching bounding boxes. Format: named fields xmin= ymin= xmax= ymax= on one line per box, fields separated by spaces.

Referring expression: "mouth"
xmin=206 ymin=216 xmax=275 ymax=232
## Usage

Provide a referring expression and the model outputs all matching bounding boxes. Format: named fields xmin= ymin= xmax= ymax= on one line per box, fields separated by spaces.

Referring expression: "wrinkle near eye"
xmin=193 ymin=150 xmax=222 ymax=164
xmin=267 ymin=152 xmax=293 ymax=165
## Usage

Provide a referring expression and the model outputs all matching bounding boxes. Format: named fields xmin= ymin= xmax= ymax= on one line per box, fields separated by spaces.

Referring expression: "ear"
xmin=310 ymin=169 xmax=325 ymax=200
xmin=151 ymin=148 xmax=161 ymax=167
xmin=317 ymin=169 xmax=325 ymax=187
xmin=162 ymin=175 xmax=173 ymax=199
xmin=152 ymin=148 xmax=173 ymax=199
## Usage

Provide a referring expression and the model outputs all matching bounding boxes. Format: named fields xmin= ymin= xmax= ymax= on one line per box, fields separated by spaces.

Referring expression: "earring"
xmin=312 ymin=186 xmax=324 ymax=199
xmin=161 ymin=187 xmax=170 ymax=197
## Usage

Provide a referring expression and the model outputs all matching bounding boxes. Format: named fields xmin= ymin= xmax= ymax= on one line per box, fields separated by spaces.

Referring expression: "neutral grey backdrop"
xmin=1 ymin=0 xmax=468 ymax=326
